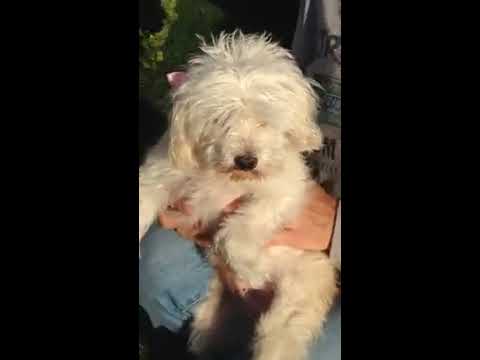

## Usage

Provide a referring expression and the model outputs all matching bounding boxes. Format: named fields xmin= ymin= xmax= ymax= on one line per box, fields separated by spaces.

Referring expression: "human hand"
xmin=265 ymin=185 xmax=337 ymax=251
xmin=158 ymin=197 xmax=243 ymax=247
xmin=158 ymin=198 xmax=243 ymax=294
xmin=157 ymin=185 xmax=338 ymax=295
xmin=159 ymin=185 xmax=337 ymax=250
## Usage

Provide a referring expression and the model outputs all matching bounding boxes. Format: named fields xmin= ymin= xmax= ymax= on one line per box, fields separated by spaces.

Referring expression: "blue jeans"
xmin=139 ymin=224 xmax=341 ymax=359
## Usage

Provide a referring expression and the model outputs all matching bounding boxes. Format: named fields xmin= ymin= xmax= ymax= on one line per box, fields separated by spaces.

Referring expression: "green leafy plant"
xmin=139 ymin=0 xmax=225 ymax=103
xmin=139 ymin=0 xmax=177 ymax=72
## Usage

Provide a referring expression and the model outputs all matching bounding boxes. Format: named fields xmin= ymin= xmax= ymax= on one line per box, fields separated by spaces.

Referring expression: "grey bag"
xmin=292 ymin=0 xmax=341 ymax=198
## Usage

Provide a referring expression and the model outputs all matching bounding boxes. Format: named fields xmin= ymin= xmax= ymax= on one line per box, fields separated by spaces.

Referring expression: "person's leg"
xmin=139 ymin=224 xmax=340 ymax=358
xmin=139 ymin=224 xmax=213 ymax=333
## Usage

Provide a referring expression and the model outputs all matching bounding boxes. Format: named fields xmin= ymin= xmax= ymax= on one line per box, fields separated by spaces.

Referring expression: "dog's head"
xmin=167 ymin=31 xmax=322 ymax=180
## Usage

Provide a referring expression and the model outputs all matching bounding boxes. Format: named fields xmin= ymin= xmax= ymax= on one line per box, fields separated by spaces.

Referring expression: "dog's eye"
xmin=256 ymin=122 xmax=266 ymax=128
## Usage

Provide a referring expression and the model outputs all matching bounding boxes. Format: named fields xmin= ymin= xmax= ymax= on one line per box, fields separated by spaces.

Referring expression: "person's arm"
xmin=265 ymin=185 xmax=336 ymax=251
xmin=159 ymin=185 xmax=339 ymax=257
xmin=158 ymin=185 xmax=339 ymax=296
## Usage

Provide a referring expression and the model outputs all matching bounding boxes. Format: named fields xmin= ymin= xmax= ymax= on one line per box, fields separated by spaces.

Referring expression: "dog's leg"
xmin=139 ymin=182 xmax=166 ymax=242
xmin=215 ymin=216 xmax=271 ymax=288
xmin=215 ymin=189 xmax=307 ymax=288
xmin=139 ymin=137 xmax=177 ymax=243
xmin=252 ymin=256 xmax=338 ymax=360
xmin=189 ymin=274 xmax=224 ymax=355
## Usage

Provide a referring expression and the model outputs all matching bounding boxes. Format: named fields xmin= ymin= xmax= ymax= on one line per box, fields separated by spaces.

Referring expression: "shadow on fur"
xmin=187 ymin=288 xmax=276 ymax=360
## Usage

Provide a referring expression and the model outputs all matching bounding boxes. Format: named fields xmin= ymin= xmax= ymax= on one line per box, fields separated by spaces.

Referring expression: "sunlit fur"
xmin=139 ymin=31 xmax=337 ymax=360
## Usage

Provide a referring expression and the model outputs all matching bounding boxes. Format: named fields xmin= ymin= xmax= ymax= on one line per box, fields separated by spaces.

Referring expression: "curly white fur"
xmin=139 ymin=31 xmax=337 ymax=360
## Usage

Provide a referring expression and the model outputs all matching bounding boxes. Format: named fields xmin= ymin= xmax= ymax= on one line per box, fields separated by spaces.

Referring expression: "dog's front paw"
xmin=215 ymin=227 xmax=266 ymax=288
xmin=214 ymin=223 xmax=259 ymax=263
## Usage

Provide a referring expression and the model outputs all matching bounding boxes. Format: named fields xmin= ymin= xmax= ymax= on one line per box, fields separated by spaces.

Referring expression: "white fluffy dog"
xmin=139 ymin=31 xmax=338 ymax=360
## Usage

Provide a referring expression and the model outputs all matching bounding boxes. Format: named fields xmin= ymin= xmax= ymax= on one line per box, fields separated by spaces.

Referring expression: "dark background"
xmin=139 ymin=0 xmax=299 ymax=45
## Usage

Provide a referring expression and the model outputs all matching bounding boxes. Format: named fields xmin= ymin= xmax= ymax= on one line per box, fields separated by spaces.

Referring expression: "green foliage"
xmin=139 ymin=0 xmax=225 ymax=103
xmin=139 ymin=0 xmax=177 ymax=72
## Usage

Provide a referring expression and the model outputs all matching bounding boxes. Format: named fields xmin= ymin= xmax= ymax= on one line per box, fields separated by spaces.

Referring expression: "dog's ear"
xmin=165 ymin=71 xmax=199 ymax=169
xmin=286 ymin=84 xmax=324 ymax=152
xmin=287 ymin=121 xmax=323 ymax=152
xmin=167 ymin=104 xmax=199 ymax=170
xmin=166 ymin=71 xmax=188 ymax=90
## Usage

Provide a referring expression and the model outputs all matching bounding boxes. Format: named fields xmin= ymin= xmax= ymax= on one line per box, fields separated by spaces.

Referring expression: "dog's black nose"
xmin=234 ymin=154 xmax=258 ymax=171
